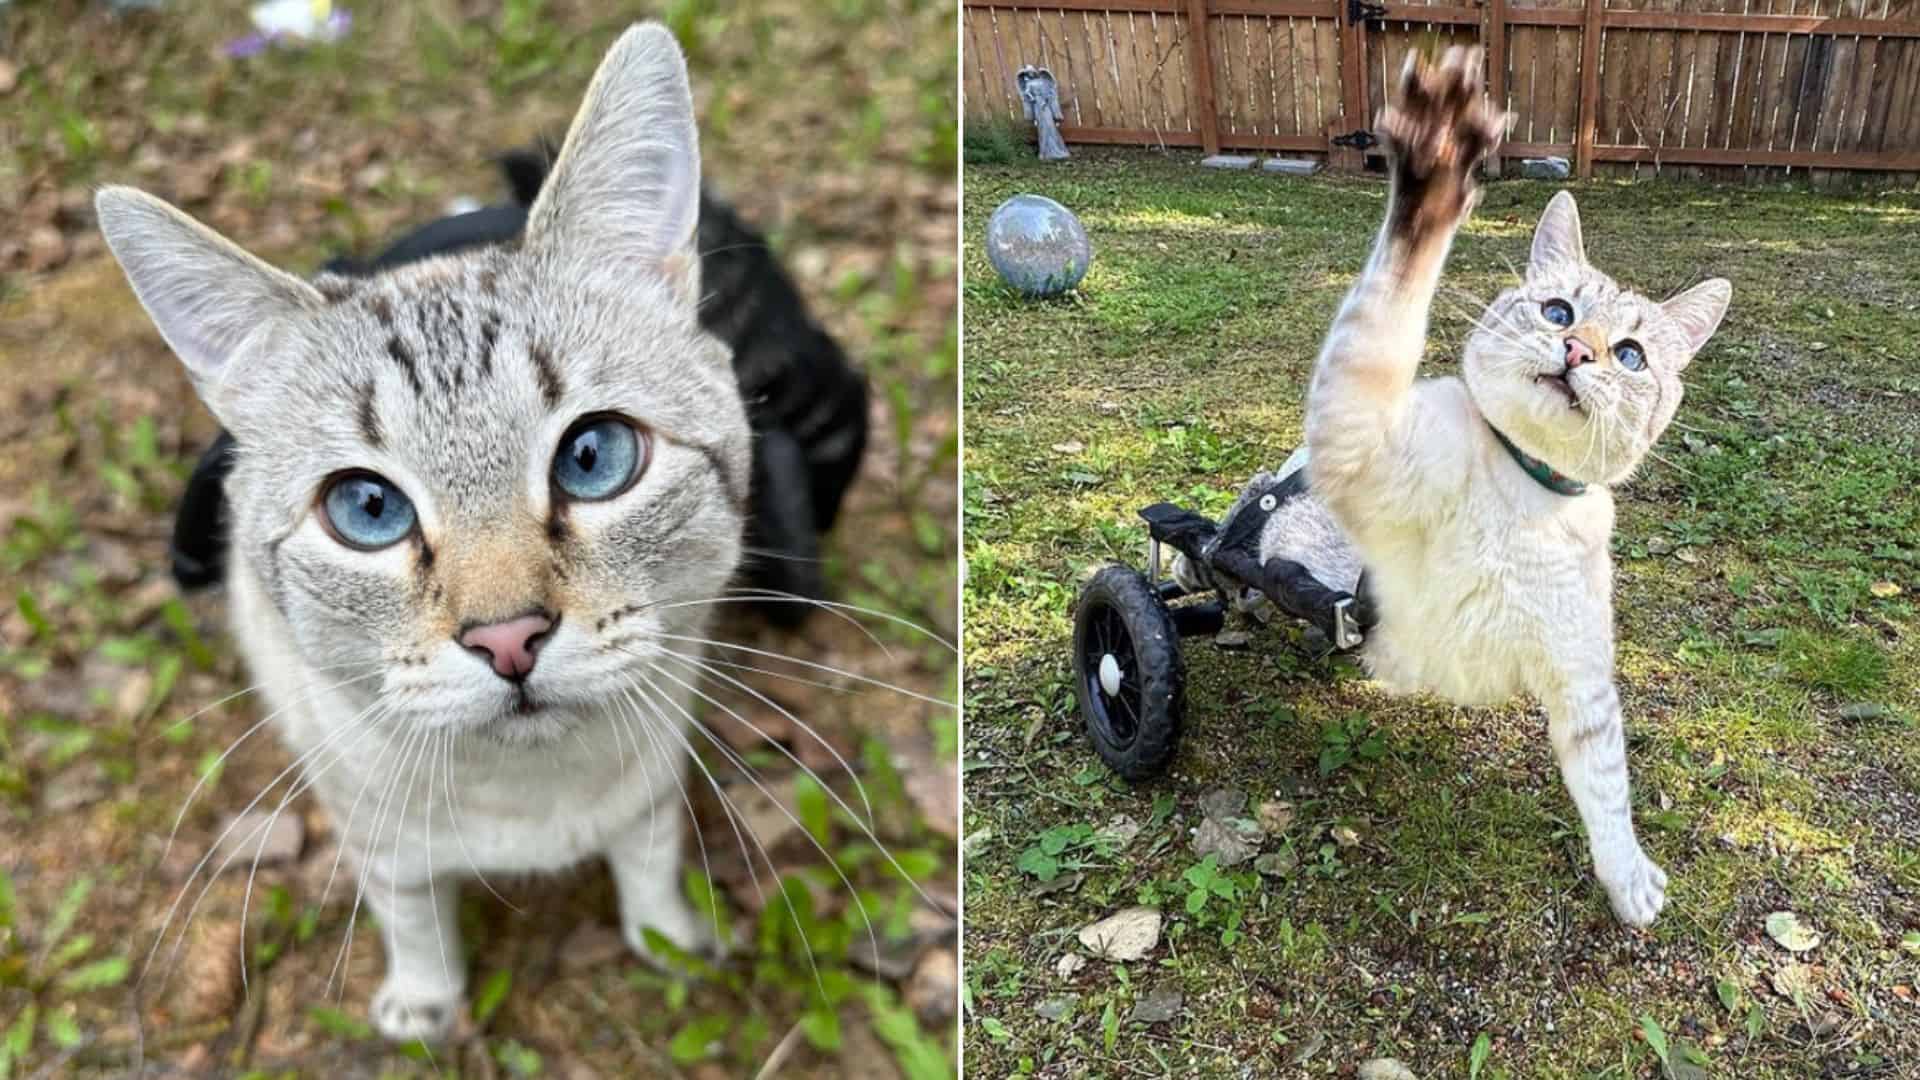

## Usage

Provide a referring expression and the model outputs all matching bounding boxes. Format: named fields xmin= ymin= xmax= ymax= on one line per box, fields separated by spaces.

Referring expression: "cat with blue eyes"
xmin=97 ymin=25 xmax=794 ymax=1039
xmin=1213 ymin=51 xmax=1730 ymax=928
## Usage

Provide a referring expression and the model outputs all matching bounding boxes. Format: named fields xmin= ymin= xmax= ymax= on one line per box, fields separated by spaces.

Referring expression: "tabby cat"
xmin=100 ymin=25 xmax=780 ymax=1038
xmin=1255 ymin=50 xmax=1729 ymax=926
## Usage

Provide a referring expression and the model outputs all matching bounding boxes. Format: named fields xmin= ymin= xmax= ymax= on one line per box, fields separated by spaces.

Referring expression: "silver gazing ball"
xmin=985 ymin=194 xmax=1091 ymax=299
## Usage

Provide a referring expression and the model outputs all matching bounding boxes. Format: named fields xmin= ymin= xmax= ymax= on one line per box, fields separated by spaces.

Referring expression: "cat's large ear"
xmin=524 ymin=24 xmax=700 ymax=303
xmin=96 ymin=186 xmax=324 ymax=403
xmin=1529 ymin=190 xmax=1586 ymax=275
xmin=1662 ymin=277 xmax=1731 ymax=357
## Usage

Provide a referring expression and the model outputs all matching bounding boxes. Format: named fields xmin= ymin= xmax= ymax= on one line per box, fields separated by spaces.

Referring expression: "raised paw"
xmin=371 ymin=979 xmax=463 ymax=1043
xmin=1377 ymin=47 xmax=1509 ymax=244
xmin=1597 ymin=846 xmax=1669 ymax=929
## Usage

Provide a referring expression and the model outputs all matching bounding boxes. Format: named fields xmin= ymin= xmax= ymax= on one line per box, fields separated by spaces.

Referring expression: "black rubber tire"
xmin=1073 ymin=565 xmax=1185 ymax=780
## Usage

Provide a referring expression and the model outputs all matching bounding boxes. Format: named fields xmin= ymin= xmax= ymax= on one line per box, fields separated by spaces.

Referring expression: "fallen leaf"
xmin=1870 ymin=580 xmax=1902 ymax=598
xmin=1331 ymin=824 xmax=1361 ymax=847
xmin=1192 ymin=816 xmax=1260 ymax=866
xmin=1357 ymin=1060 xmax=1417 ymax=1080
xmin=1765 ymin=911 xmax=1821 ymax=953
xmin=1770 ymin=962 xmax=1817 ymax=1003
xmin=1256 ymin=800 xmax=1295 ymax=835
xmin=1054 ymin=953 xmax=1085 ymax=980
xmin=1050 ymin=440 xmax=1085 ymax=455
xmin=1199 ymin=788 xmax=1247 ymax=821
xmin=1128 ymin=985 xmax=1182 ymax=1023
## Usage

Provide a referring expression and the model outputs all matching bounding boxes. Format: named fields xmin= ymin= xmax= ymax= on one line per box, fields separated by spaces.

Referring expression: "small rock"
xmin=1213 ymin=630 xmax=1251 ymax=648
xmin=557 ymin=922 xmax=629 ymax=973
xmin=1129 ymin=985 xmax=1183 ymax=1023
xmin=116 ymin=669 xmax=155 ymax=720
xmin=1200 ymin=154 xmax=1258 ymax=170
xmin=1262 ymin=157 xmax=1321 ymax=176
xmin=1199 ymin=788 xmax=1247 ymax=821
xmin=1078 ymin=906 xmax=1162 ymax=962
xmin=1358 ymin=1060 xmax=1418 ymax=1080
xmin=42 ymin=762 xmax=109 ymax=813
xmin=1254 ymin=850 xmax=1297 ymax=877
xmin=1055 ymin=953 xmax=1086 ymax=980
xmin=1051 ymin=440 xmax=1085 ymax=455
xmin=1765 ymin=911 xmax=1821 ymax=953
xmin=1256 ymin=800 xmax=1295 ymax=835
xmin=907 ymin=947 xmax=957 ymax=1023
xmin=0 ymin=59 xmax=19 ymax=96
xmin=1193 ymin=816 xmax=1260 ymax=866
xmin=1289 ymin=1030 xmax=1327 ymax=1066
xmin=212 ymin=809 xmax=306 ymax=869
xmin=1647 ymin=537 xmax=1675 ymax=556
xmin=1035 ymin=995 xmax=1078 ymax=1021
xmin=1099 ymin=814 xmax=1141 ymax=850
xmin=1869 ymin=580 xmax=1902 ymax=599
xmin=1519 ymin=156 xmax=1572 ymax=179
xmin=25 ymin=225 xmax=68 ymax=272
xmin=1838 ymin=702 xmax=1888 ymax=722
xmin=962 ymin=827 xmax=993 ymax=858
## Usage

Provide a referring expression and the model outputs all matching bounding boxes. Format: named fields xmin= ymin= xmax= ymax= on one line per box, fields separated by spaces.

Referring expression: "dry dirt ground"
xmin=0 ymin=2 xmax=958 ymax=1077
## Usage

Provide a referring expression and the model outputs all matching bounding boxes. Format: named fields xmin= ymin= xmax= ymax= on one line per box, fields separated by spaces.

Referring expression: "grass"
xmin=0 ymin=1 xmax=957 ymax=1076
xmin=961 ymin=150 xmax=1920 ymax=1078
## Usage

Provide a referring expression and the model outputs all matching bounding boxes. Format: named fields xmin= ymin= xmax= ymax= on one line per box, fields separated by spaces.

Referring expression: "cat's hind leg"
xmin=1546 ymin=679 xmax=1668 ymax=927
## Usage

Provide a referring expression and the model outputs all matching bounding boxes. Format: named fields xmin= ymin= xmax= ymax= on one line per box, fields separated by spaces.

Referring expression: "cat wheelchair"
xmin=1072 ymin=469 xmax=1377 ymax=780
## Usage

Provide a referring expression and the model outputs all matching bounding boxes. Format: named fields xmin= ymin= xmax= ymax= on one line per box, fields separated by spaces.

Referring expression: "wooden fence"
xmin=962 ymin=0 xmax=1920 ymax=179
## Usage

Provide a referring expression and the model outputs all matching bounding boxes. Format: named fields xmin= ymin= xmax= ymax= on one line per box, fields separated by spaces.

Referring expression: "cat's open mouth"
xmin=1536 ymin=373 xmax=1581 ymax=410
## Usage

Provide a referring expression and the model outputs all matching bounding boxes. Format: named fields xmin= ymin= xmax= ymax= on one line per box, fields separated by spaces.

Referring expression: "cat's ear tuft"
xmin=524 ymin=23 xmax=701 ymax=304
xmin=1662 ymin=277 xmax=1731 ymax=356
xmin=1529 ymin=190 xmax=1586 ymax=275
xmin=96 ymin=185 xmax=323 ymax=394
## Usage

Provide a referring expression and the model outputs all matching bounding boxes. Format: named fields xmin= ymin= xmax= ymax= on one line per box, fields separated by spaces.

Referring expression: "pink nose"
xmin=1563 ymin=335 xmax=1595 ymax=369
xmin=459 ymin=612 xmax=554 ymax=680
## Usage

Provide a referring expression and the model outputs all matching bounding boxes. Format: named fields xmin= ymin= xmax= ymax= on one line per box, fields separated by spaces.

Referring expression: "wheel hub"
xmin=1098 ymin=653 xmax=1122 ymax=697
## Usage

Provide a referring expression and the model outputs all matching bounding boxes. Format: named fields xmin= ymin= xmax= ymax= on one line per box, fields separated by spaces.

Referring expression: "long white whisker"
xmin=440 ymin=730 xmax=521 ymax=914
xmin=641 ymin=643 xmax=876 ymax=827
xmin=146 ymin=688 xmax=392 ymax=988
xmin=160 ymin=667 xmax=385 ymax=869
xmin=650 ymin=634 xmax=953 ymax=709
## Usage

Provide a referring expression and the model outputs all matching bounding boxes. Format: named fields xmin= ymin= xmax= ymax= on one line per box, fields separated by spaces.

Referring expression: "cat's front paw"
xmin=624 ymin=894 xmax=722 ymax=968
xmin=1597 ymin=846 xmax=1669 ymax=928
xmin=371 ymin=979 xmax=464 ymax=1043
xmin=1378 ymin=47 xmax=1508 ymax=242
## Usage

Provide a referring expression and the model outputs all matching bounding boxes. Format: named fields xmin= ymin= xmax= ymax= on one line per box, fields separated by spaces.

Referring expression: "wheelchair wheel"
xmin=1073 ymin=565 xmax=1184 ymax=780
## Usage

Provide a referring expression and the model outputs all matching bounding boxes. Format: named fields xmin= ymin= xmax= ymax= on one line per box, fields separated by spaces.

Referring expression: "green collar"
xmin=1490 ymin=425 xmax=1588 ymax=496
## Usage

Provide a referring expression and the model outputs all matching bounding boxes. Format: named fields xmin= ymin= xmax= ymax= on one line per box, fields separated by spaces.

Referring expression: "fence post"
xmin=1575 ymin=0 xmax=1603 ymax=177
xmin=1484 ymin=0 xmax=1507 ymax=178
xmin=1337 ymin=0 xmax=1369 ymax=170
xmin=1185 ymin=0 xmax=1221 ymax=156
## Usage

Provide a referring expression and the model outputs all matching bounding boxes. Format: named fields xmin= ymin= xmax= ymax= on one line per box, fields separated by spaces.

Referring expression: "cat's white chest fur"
xmin=1353 ymin=391 xmax=1617 ymax=706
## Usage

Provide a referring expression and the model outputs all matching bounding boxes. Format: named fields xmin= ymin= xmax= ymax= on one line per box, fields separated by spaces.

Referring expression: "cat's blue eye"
xmin=553 ymin=415 xmax=646 ymax=501
xmin=321 ymin=472 xmax=417 ymax=550
xmin=1542 ymin=299 xmax=1574 ymax=327
xmin=1615 ymin=339 xmax=1646 ymax=371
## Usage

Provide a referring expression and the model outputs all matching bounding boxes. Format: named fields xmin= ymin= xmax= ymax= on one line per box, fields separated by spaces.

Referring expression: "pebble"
xmin=1077 ymin=906 xmax=1162 ymax=962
